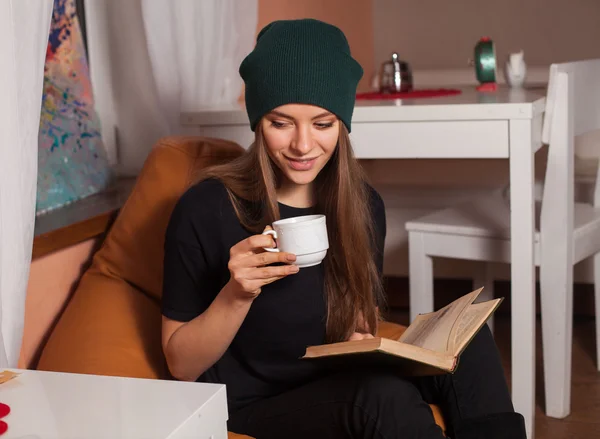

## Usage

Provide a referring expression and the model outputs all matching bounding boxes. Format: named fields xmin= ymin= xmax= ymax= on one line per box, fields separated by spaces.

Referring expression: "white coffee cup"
xmin=262 ymin=214 xmax=329 ymax=268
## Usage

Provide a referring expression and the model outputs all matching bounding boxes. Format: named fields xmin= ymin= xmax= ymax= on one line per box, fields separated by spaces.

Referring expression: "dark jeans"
xmin=228 ymin=325 xmax=518 ymax=438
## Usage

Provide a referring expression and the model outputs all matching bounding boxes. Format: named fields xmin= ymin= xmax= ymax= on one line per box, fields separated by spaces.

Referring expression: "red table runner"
xmin=356 ymin=88 xmax=462 ymax=100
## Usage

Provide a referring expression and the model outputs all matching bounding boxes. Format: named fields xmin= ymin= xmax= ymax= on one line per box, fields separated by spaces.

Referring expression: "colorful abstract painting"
xmin=37 ymin=0 xmax=112 ymax=214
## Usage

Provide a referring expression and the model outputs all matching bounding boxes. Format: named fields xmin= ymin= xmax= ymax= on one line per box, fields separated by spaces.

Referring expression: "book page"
xmin=398 ymin=289 xmax=482 ymax=353
xmin=302 ymin=337 xmax=456 ymax=375
xmin=395 ymin=308 xmax=453 ymax=353
xmin=449 ymin=298 xmax=503 ymax=355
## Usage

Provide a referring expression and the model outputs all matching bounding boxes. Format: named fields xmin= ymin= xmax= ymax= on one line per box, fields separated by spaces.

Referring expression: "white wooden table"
xmin=181 ymin=86 xmax=546 ymax=438
xmin=0 ymin=369 xmax=229 ymax=439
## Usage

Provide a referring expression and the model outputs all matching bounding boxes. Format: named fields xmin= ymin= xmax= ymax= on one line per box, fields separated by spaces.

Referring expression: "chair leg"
xmin=594 ymin=253 xmax=600 ymax=372
xmin=473 ymin=263 xmax=495 ymax=335
xmin=408 ymin=231 xmax=434 ymax=323
xmin=540 ymin=258 xmax=573 ymax=418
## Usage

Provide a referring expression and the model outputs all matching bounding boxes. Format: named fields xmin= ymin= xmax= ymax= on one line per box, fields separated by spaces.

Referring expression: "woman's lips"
xmin=286 ymin=156 xmax=318 ymax=171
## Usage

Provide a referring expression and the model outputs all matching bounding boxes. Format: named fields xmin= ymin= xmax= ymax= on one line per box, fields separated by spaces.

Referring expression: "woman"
xmin=161 ymin=19 xmax=526 ymax=439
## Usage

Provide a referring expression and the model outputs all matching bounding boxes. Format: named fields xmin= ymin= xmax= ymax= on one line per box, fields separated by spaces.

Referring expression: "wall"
xmin=373 ymin=0 xmax=600 ymax=71
xmin=257 ymin=0 xmax=375 ymax=93
xmin=18 ymin=239 xmax=99 ymax=368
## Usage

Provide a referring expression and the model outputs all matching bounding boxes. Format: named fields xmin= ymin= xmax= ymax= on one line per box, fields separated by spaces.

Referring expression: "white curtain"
xmin=84 ymin=0 xmax=258 ymax=175
xmin=0 ymin=0 xmax=54 ymax=368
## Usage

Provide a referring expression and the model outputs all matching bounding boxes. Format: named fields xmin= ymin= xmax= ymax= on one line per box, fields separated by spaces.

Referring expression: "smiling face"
xmin=260 ymin=104 xmax=340 ymax=199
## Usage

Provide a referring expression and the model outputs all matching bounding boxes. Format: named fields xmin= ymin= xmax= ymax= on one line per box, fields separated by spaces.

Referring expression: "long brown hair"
xmin=197 ymin=122 xmax=384 ymax=343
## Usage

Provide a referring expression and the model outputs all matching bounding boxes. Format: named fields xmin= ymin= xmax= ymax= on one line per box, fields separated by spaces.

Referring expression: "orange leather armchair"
xmin=37 ymin=136 xmax=445 ymax=438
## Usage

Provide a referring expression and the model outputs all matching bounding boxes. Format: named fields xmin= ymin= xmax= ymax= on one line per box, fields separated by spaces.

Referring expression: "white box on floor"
xmin=0 ymin=369 xmax=228 ymax=439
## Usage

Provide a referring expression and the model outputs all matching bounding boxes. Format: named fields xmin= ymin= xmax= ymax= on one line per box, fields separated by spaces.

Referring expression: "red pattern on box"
xmin=0 ymin=403 xmax=9 ymax=436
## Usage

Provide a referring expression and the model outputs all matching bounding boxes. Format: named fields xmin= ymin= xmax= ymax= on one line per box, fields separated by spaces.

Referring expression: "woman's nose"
xmin=290 ymin=126 xmax=312 ymax=155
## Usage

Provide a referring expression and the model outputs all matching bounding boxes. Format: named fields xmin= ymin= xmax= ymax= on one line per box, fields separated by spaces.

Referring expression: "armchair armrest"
xmin=377 ymin=320 xmax=407 ymax=340
xmin=37 ymin=269 xmax=167 ymax=379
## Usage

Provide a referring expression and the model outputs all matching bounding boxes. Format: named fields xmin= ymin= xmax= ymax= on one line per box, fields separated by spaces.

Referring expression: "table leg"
xmin=508 ymin=119 xmax=537 ymax=438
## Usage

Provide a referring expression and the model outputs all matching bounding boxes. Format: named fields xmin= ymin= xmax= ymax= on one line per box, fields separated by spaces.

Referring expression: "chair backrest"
xmin=543 ymin=59 xmax=600 ymax=143
xmin=542 ymin=59 xmax=600 ymax=208
xmin=89 ymin=136 xmax=244 ymax=301
xmin=539 ymin=60 xmax=600 ymax=269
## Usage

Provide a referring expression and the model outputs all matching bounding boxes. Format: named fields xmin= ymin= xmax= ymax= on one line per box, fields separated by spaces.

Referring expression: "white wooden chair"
xmin=405 ymin=59 xmax=600 ymax=421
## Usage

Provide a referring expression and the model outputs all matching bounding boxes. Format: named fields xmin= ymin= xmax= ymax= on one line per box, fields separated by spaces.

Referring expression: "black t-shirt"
xmin=162 ymin=178 xmax=386 ymax=413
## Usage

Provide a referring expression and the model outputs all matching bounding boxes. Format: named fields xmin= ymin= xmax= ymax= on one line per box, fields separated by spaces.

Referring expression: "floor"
xmin=385 ymin=306 xmax=600 ymax=438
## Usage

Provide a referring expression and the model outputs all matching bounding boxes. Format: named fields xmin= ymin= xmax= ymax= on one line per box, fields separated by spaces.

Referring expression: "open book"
xmin=302 ymin=288 xmax=502 ymax=376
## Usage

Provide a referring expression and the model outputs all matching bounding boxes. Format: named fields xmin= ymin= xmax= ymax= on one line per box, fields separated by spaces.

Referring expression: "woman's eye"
xmin=315 ymin=122 xmax=334 ymax=129
xmin=271 ymin=120 xmax=288 ymax=128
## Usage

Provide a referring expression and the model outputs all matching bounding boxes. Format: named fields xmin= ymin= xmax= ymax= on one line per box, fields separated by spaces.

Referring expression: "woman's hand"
xmin=347 ymin=332 xmax=375 ymax=341
xmin=224 ymin=227 xmax=298 ymax=301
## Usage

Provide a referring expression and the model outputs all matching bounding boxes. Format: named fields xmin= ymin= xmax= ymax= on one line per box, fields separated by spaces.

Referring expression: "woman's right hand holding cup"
xmin=225 ymin=229 xmax=298 ymax=301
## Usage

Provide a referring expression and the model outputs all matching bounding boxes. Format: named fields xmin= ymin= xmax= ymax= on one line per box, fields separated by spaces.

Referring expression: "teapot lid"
xmin=384 ymin=52 xmax=404 ymax=66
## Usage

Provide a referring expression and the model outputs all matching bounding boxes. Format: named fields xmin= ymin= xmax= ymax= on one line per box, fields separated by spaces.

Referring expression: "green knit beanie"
xmin=239 ymin=18 xmax=363 ymax=132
